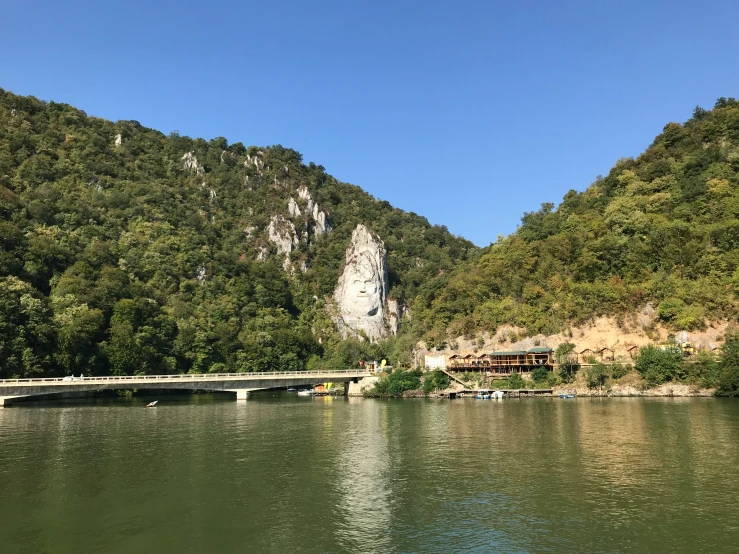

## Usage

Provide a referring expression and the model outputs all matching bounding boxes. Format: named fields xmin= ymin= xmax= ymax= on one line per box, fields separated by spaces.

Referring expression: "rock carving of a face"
xmin=333 ymin=223 xmax=388 ymax=340
xmin=344 ymin=257 xmax=380 ymax=316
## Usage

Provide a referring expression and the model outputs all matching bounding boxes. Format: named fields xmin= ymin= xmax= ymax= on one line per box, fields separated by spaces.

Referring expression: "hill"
xmin=0 ymin=88 xmax=475 ymax=378
xmin=413 ymin=98 xmax=739 ymax=346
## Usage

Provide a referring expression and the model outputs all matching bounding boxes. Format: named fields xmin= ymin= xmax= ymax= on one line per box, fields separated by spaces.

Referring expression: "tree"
xmin=716 ymin=334 xmax=739 ymax=396
xmin=532 ymin=365 xmax=549 ymax=383
xmin=423 ymin=370 xmax=450 ymax=393
xmin=556 ymin=342 xmax=578 ymax=383
xmin=507 ymin=371 xmax=525 ymax=389
xmin=635 ymin=345 xmax=682 ymax=387
xmin=586 ymin=363 xmax=609 ymax=391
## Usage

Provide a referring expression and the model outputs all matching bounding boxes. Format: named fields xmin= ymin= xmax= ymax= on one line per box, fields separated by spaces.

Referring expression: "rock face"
xmin=288 ymin=197 xmax=301 ymax=217
xmin=114 ymin=134 xmax=122 ymax=148
xmin=387 ymin=298 xmax=401 ymax=336
xmin=268 ymin=215 xmax=298 ymax=255
xmin=313 ymin=204 xmax=330 ymax=236
xmin=181 ymin=152 xmax=204 ymax=174
xmin=333 ymin=224 xmax=388 ymax=341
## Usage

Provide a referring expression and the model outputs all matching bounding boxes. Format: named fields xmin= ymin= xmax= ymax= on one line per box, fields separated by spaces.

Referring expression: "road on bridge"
xmin=0 ymin=370 xmax=373 ymax=406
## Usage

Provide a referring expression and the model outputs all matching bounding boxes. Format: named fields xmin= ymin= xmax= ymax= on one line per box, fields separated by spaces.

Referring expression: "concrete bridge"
xmin=0 ymin=370 xmax=372 ymax=406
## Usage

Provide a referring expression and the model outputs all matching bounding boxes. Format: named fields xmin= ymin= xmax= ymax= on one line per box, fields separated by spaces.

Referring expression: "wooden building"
xmin=447 ymin=348 xmax=554 ymax=375
xmin=627 ymin=345 xmax=640 ymax=359
xmin=598 ymin=347 xmax=615 ymax=362
xmin=578 ymin=348 xmax=595 ymax=363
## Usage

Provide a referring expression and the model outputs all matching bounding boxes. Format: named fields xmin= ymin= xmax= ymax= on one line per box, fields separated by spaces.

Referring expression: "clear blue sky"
xmin=2 ymin=0 xmax=738 ymax=246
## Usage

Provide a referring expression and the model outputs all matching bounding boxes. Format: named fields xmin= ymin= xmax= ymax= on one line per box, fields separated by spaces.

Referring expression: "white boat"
xmin=492 ymin=390 xmax=505 ymax=399
xmin=297 ymin=389 xmax=314 ymax=396
xmin=146 ymin=401 xmax=158 ymax=407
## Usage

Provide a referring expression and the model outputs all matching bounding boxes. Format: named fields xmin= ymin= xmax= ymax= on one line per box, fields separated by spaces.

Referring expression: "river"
xmin=1 ymin=394 xmax=738 ymax=553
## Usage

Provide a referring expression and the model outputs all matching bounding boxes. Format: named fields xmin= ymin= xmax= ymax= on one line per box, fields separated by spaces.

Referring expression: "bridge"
xmin=0 ymin=370 xmax=372 ymax=406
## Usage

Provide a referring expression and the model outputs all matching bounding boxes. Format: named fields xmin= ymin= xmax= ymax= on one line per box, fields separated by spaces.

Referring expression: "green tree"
xmin=716 ymin=334 xmax=739 ymax=396
xmin=556 ymin=342 xmax=579 ymax=383
xmin=507 ymin=371 xmax=525 ymax=389
xmin=635 ymin=345 xmax=683 ymax=387
xmin=586 ymin=363 xmax=609 ymax=391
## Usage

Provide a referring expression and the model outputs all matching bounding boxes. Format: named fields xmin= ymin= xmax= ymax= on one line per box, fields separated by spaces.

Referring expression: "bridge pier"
xmin=227 ymin=389 xmax=252 ymax=400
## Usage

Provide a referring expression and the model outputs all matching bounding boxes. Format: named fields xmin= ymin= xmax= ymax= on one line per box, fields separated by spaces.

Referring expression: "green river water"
xmin=1 ymin=394 xmax=738 ymax=553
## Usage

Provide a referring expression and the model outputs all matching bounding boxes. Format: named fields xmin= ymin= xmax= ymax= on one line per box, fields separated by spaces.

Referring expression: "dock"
xmin=438 ymin=388 xmax=553 ymax=398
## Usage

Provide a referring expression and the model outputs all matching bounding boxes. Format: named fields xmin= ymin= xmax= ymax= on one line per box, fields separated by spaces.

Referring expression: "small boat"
xmin=492 ymin=390 xmax=505 ymax=399
xmin=559 ymin=394 xmax=575 ymax=399
xmin=146 ymin=401 xmax=158 ymax=407
xmin=297 ymin=389 xmax=314 ymax=396
xmin=287 ymin=387 xmax=297 ymax=392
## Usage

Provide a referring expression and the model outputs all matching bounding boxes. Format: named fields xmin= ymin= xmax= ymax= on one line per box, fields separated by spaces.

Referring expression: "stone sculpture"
xmin=333 ymin=224 xmax=388 ymax=341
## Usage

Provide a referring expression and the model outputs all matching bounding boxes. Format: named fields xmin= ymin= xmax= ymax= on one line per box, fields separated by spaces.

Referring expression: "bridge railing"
xmin=0 ymin=370 xmax=371 ymax=384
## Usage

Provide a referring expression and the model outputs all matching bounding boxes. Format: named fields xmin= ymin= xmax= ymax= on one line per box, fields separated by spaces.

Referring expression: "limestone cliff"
xmin=333 ymin=224 xmax=389 ymax=341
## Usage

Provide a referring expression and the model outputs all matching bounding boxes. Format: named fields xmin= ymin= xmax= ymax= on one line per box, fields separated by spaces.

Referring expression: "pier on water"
xmin=439 ymin=388 xmax=554 ymax=399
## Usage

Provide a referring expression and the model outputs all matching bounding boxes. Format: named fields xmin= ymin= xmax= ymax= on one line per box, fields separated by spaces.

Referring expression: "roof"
xmin=527 ymin=347 xmax=553 ymax=353
xmin=490 ymin=351 xmax=528 ymax=356
xmin=598 ymin=347 xmax=614 ymax=352
xmin=579 ymin=348 xmax=593 ymax=353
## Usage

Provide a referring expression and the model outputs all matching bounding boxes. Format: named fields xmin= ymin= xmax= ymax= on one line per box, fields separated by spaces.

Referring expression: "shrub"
xmin=422 ymin=370 xmax=450 ymax=394
xmin=368 ymin=369 xmax=422 ymax=396
xmin=657 ymin=298 xmax=705 ymax=330
xmin=677 ymin=351 xmax=720 ymax=386
xmin=507 ymin=371 xmax=525 ymax=389
xmin=532 ymin=365 xmax=549 ymax=383
xmin=586 ymin=363 xmax=609 ymax=389
xmin=635 ymin=345 xmax=682 ymax=387
xmin=610 ymin=363 xmax=630 ymax=380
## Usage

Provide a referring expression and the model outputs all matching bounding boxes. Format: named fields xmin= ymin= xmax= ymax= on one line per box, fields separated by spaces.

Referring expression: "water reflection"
xmin=333 ymin=398 xmax=394 ymax=552
xmin=1 ymin=397 xmax=739 ymax=553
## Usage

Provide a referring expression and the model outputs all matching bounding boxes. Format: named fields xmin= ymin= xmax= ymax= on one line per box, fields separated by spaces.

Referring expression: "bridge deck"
xmin=0 ymin=371 xmax=373 ymax=405
xmin=1 ymin=370 xmax=371 ymax=387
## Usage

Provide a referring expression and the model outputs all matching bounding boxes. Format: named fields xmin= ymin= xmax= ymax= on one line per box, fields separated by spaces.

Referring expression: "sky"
xmin=2 ymin=0 xmax=738 ymax=246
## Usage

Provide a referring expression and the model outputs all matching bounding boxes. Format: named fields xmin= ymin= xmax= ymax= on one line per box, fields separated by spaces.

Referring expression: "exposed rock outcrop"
xmin=313 ymin=204 xmax=330 ymax=236
xmin=333 ymin=224 xmax=388 ymax=341
xmin=297 ymin=186 xmax=311 ymax=200
xmin=181 ymin=152 xmax=204 ymax=174
xmin=268 ymin=215 xmax=299 ymax=273
xmin=297 ymin=185 xmax=315 ymax=213
xmin=387 ymin=298 xmax=402 ymax=336
xmin=288 ymin=197 xmax=301 ymax=217
xmin=114 ymin=134 xmax=122 ymax=148
xmin=268 ymin=215 xmax=298 ymax=255
xmin=244 ymin=151 xmax=264 ymax=170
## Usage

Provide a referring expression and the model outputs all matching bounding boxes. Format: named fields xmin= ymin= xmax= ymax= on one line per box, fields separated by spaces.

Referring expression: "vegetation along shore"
xmin=1 ymin=88 xmax=739 ymax=398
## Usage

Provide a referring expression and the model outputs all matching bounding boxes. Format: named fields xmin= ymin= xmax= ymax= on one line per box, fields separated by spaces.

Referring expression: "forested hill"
xmin=414 ymin=98 xmax=739 ymax=344
xmin=0 ymin=88 xmax=475 ymax=378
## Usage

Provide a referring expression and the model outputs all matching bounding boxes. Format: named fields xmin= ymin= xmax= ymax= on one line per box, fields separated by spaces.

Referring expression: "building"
xmin=447 ymin=348 xmax=554 ymax=375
